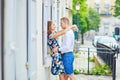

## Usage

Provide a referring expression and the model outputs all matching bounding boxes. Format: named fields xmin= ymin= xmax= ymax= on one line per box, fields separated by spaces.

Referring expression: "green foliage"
xmin=72 ymin=0 xmax=88 ymax=44
xmin=88 ymin=57 xmax=95 ymax=62
xmin=74 ymin=69 xmax=80 ymax=74
xmin=72 ymin=0 xmax=88 ymax=34
xmin=74 ymin=69 xmax=85 ymax=74
xmin=113 ymin=0 xmax=120 ymax=17
xmin=90 ymin=64 xmax=112 ymax=75
xmin=87 ymin=8 xmax=101 ymax=30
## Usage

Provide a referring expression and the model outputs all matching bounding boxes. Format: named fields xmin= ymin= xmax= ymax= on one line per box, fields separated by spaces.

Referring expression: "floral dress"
xmin=47 ymin=32 xmax=65 ymax=75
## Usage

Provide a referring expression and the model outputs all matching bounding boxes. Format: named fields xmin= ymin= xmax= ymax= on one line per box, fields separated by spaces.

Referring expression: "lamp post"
xmin=75 ymin=2 xmax=80 ymax=53
xmin=76 ymin=2 xmax=80 ymax=41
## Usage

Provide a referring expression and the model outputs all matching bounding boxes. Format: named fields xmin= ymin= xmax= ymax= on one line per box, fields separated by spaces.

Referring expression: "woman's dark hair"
xmin=47 ymin=21 xmax=52 ymax=34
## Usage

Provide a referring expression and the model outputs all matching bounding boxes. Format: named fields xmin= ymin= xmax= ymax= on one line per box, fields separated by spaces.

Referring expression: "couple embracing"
xmin=47 ymin=17 xmax=78 ymax=80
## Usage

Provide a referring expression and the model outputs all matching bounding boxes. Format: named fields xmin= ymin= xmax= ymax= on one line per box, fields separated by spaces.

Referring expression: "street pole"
xmin=76 ymin=12 xmax=78 ymax=41
xmin=75 ymin=2 xmax=80 ymax=53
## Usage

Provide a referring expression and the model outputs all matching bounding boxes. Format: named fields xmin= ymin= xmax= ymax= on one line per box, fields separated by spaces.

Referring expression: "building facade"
xmin=0 ymin=0 xmax=72 ymax=80
xmin=86 ymin=0 xmax=120 ymax=37
xmin=87 ymin=0 xmax=115 ymax=15
xmin=42 ymin=0 xmax=72 ymax=79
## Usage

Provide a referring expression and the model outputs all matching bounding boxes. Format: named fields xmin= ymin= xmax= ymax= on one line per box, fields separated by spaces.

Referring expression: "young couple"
xmin=47 ymin=17 xmax=78 ymax=80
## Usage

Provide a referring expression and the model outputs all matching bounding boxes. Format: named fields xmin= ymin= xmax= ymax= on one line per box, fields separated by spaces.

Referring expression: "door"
xmin=28 ymin=0 xmax=37 ymax=80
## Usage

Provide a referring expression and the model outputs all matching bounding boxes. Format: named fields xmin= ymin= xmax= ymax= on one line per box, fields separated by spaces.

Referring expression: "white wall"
xmin=15 ymin=0 xmax=27 ymax=80
xmin=4 ymin=0 xmax=27 ymax=80
xmin=27 ymin=0 xmax=37 ymax=80
xmin=36 ymin=0 xmax=48 ymax=80
xmin=37 ymin=0 xmax=54 ymax=79
xmin=0 ymin=0 xmax=2 ymax=79
xmin=4 ymin=0 xmax=17 ymax=79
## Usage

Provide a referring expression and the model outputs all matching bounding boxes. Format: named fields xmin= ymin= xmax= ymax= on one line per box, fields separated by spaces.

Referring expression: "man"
xmin=52 ymin=17 xmax=77 ymax=80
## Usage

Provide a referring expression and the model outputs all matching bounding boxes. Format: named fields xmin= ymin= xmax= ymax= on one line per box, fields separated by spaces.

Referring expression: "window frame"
xmin=42 ymin=0 xmax=52 ymax=65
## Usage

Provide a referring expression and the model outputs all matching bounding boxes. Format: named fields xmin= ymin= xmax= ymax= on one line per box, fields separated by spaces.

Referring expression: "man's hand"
xmin=52 ymin=47 xmax=58 ymax=53
xmin=72 ymin=24 xmax=78 ymax=32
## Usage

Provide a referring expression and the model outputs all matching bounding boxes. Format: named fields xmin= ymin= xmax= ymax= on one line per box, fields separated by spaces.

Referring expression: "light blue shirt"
xmin=59 ymin=30 xmax=74 ymax=53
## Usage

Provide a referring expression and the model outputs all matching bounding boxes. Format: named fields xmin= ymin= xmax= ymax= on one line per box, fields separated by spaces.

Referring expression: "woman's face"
xmin=50 ymin=23 xmax=56 ymax=31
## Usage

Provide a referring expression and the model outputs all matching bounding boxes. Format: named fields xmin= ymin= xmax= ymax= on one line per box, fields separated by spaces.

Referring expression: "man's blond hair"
xmin=60 ymin=17 xmax=70 ymax=25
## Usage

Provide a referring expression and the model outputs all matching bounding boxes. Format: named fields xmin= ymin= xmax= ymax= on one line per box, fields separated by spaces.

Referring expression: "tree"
xmin=72 ymin=0 xmax=88 ymax=44
xmin=87 ymin=8 xmax=100 ymax=30
xmin=113 ymin=0 xmax=120 ymax=17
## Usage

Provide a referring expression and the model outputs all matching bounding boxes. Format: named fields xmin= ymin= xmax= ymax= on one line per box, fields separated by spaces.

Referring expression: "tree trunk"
xmin=81 ymin=33 xmax=84 ymax=44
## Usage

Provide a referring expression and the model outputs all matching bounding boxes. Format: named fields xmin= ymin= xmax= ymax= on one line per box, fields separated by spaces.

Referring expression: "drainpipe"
xmin=1 ymin=0 xmax=4 ymax=80
xmin=26 ymin=0 xmax=29 ymax=79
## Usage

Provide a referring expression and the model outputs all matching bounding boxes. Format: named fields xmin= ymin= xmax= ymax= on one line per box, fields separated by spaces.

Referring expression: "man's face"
xmin=60 ymin=20 xmax=66 ymax=29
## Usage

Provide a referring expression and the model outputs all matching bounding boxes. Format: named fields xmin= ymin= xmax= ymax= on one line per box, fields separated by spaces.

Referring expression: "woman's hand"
xmin=52 ymin=47 xmax=58 ymax=53
xmin=53 ymin=53 xmax=59 ymax=56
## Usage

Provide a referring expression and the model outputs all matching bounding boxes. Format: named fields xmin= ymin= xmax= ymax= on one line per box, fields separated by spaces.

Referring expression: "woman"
xmin=47 ymin=21 xmax=77 ymax=80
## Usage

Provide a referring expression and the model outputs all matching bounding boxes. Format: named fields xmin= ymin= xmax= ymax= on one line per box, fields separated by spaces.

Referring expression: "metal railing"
xmin=74 ymin=46 xmax=119 ymax=80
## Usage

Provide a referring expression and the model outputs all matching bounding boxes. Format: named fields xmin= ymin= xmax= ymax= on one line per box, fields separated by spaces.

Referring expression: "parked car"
xmin=93 ymin=36 xmax=119 ymax=50
xmin=93 ymin=36 xmax=106 ymax=47
xmin=97 ymin=36 xmax=119 ymax=50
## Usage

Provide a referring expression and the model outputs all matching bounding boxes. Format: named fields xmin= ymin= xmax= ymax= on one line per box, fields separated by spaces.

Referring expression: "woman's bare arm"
xmin=52 ymin=25 xmax=78 ymax=38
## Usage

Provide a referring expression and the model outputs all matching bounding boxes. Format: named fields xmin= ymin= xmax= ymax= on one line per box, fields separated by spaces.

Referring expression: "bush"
xmin=90 ymin=64 xmax=111 ymax=75
xmin=74 ymin=69 xmax=80 ymax=74
xmin=88 ymin=57 xmax=95 ymax=62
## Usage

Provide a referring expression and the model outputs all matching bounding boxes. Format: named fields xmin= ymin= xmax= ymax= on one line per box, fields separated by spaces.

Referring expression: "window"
xmin=94 ymin=3 xmax=100 ymax=14
xmin=104 ymin=22 xmax=109 ymax=35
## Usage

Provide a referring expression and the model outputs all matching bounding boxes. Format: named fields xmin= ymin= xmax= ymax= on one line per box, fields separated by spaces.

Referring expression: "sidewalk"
xmin=75 ymin=74 xmax=112 ymax=80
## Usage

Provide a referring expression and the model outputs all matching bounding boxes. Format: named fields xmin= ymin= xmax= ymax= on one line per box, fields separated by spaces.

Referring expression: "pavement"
xmin=50 ymin=40 xmax=120 ymax=80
